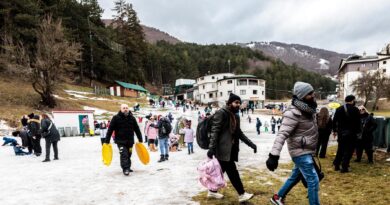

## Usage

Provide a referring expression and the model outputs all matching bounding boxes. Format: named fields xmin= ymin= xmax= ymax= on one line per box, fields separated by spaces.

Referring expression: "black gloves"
xmin=250 ymin=144 xmax=257 ymax=153
xmin=207 ymin=149 xmax=215 ymax=159
xmin=266 ymin=153 xmax=280 ymax=171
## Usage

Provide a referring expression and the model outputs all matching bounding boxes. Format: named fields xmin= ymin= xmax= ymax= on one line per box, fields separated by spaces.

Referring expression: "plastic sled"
xmin=89 ymin=129 xmax=95 ymax=136
xmin=102 ymin=143 xmax=113 ymax=166
xmin=135 ymin=143 xmax=150 ymax=165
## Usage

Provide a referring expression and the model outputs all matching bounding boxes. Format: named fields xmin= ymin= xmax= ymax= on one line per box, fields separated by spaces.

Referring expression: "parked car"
xmin=265 ymin=104 xmax=276 ymax=109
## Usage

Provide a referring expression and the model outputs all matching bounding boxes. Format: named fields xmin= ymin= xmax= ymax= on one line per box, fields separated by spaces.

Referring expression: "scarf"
xmin=292 ymin=97 xmax=317 ymax=115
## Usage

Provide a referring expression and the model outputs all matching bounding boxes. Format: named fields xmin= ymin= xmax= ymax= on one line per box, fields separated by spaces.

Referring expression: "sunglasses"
xmin=359 ymin=108 xmax=365 ymax=111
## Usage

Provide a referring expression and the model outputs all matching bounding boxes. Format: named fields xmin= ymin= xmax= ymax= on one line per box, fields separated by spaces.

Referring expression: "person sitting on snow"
xmin=169 ymin=133 xmax=180 ymax=152
xmin=2 ymin=137 xmax=30 ymax=155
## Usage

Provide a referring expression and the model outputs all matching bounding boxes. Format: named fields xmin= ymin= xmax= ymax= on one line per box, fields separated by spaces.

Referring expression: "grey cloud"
xmin=98 ymin=0 xmax=390 ymax=54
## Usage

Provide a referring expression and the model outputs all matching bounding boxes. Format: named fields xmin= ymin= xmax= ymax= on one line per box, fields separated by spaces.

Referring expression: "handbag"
xmin=42 ymin=122 xmax=53 ymax=138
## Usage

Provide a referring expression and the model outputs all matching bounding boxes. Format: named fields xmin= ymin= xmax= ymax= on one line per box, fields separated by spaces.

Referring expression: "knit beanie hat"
xmin=28 ymin=113 xmax=35 ymax=119
xmin=227 ymin=93 xmax=241 ymax=105
xmin=293 ymin=81 xmax=314 ymax=100
xmin=345 ymin=95 xmax=355 ymax=102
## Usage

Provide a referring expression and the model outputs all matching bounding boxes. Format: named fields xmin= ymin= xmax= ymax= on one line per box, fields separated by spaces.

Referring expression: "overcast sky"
xmin=98 ymin=0 xmax=390 ymax=55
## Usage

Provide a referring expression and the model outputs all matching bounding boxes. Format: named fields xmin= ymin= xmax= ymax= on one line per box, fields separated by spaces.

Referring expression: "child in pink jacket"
xmin=180 ymin=123 xmax=195 ymax=155
xmin=145 ymin=116 xmax=158 ymax=152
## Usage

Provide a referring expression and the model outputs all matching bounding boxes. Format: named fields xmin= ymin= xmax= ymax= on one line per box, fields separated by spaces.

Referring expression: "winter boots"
xmin=149 ymin=144 xmax=157 ymax=152
xmin=158 ymin=155 xmax=165 ymax=163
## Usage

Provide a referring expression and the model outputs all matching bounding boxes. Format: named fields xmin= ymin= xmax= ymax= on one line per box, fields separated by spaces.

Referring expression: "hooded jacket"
xmin=28 ymin=115 xmax=41 ymax=137
xmin=41 ymin=118 xmax=60 ymax=142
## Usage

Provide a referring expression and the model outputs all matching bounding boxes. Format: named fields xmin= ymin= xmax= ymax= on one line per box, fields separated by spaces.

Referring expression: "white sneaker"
xmin=207 ymin=191 xmax=224 ymax=199
xmin=239 ymin=192 xmax=254 ymax=203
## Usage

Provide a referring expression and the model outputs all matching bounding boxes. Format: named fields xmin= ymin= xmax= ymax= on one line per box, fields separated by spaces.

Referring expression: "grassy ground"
xmin=193 ymin=146 xmax=390 ymax=205
xmin=0 ymin=75 xmax=147 ymax=128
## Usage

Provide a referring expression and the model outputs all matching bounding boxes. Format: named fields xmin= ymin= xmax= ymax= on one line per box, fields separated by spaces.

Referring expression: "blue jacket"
xmin=2 ymin=137 xmax=17 ymax=146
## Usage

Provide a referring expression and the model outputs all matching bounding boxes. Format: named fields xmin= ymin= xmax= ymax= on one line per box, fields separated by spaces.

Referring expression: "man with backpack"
xmin=153 ymin=116 xmax=172 ymax=162
xmin=104 ymin=104 xmax=143 ymax=176
xmin=332 ymin=95 xmax=361 ymax=173
xmin=206 ymin=93 xmax=257 ymax=203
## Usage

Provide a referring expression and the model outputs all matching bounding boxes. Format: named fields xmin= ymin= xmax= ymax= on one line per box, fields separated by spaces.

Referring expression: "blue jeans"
xmin=278 ymin=154 xmax=320 ymax=205
xmin=159 ymin=138 xmax=169 ymax=156
xmin=187 ymin=142 xmax=193 ymax=153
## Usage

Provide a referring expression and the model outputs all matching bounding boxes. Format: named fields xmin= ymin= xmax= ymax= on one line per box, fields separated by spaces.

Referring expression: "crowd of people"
xmin=1 ymin=80 xmax=381 ymax=204
xmin=2 ymin=113 xmax=60 ymax=162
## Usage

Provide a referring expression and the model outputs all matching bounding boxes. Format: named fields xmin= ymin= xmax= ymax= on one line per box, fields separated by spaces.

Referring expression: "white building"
xmin=194 ymin=73 xmax=266 ymax=107
xmin=338 ymin=44 xmax=390 ymax=99
xmin=52 ymin=110 xmax=95 ymax=136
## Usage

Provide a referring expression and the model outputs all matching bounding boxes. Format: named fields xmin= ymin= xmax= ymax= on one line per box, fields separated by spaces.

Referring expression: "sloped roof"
xmin=115 ymin=81 xmax=148 ymax=93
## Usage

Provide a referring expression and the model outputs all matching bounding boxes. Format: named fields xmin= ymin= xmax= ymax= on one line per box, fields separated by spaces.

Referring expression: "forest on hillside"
xmin=0 ymin=0 xmax=336 ymax=105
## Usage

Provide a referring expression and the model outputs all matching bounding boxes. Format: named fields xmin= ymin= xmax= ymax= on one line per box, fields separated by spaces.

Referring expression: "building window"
xmin=200 ymin=77 xmax=204 ymax=80
xmin=249 ymin=79 xmax=258 ymax=86
xmin=209 ymin=93 xmax=213 ymax=98
xmin=240 ymin=90 xmax=246 ymax=95
xmin=228 ymin=90 xmax=232 ymax=95
xmin=227 ymin=80 xmax=232 ymax=84
xmin=262 ymin=91 xmax=264 ymax=95
xmin=220 ymin=92 xmax=223 ymax=97
xmin=203 ymin=94 xmax=205 ymax=99
xmin=383 ymin=69 xmax=387 ymax=73
xmin=384 ymin=61 xmax=387 ymax=64
xmin=212 ymin=76 xmax=215 ymax=79
xmin=237 ymin=79 xmax=248 ymax=86
xmin=203 ymin=85 xmax=205 ymax=89
xmin=253 ymin=90 xmax=258 ymax=94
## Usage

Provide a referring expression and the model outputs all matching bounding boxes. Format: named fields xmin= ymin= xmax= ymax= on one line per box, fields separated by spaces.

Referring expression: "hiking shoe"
xmin=123 ymin=169 xmax=130 ymax=176
xmin=42 ymin=159 xmax=50 ymax=162
xmin=239 ymin=192 xmax=254 ymax=203
xmin=340 ymin=168 xmax=349 ymax=173
xmin=207 ymin=191 xmax=224 ymax=199
xmin=270 ymin=194 xmax=285 ymax=205
xmin=129 ymin=169 xmax=134 ymax=172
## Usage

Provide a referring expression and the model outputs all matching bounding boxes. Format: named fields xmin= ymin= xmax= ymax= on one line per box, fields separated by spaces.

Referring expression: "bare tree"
xmin=31 ymin=15 xmax=81 ymax=108
xmin=371 ymin=70 xmax=390 ymax=111
xmin=351 ymin=72 xmax=375 ymax=106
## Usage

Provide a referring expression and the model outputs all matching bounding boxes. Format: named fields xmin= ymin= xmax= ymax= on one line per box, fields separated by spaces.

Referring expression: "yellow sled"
xmin=102 ymin=143 xmax=113 ymax=166
xmin=135 ymin=143 xmax=150 ymax=165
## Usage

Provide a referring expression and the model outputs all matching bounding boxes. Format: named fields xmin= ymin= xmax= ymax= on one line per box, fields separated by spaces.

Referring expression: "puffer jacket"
xmin=145 ymin=121 xmax=158 ymax=140
xmin=270 ymin=105 xmax=318 ymax=158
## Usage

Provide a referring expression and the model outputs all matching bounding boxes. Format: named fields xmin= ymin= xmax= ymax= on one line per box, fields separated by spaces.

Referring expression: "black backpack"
xmin=196 ymin=110 xmax=227 ymax=149
xmin=161 ymin=120 xmax=172 ymax=135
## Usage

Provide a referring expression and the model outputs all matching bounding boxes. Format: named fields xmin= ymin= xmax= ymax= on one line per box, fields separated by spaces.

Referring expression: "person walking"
xmin=355 ymin=106 xmax=377 ymax=163
xmin=104 ymin=104 xmax=143 ymax=176
xmin=207 ymin=93 xmax=257 ymax=203
xmin=256 ymin=118 xmax=262 ymax=135
xmin=315 ymin=107 xmax=332 ymax=158
xmin=81 ymin=116 xmax=90 ymax=137
xmin=99 ymin=121 xmax=108 ymax=145
xmin=332 ymin=95 xmax=361 ymax=173
xmin=264 ymin=121 xmax=269 ymax=133
xmin=266 ymin=81 xmax=320 ymax=205
xmin=276 ymin=118 xmax=282 ymax=132
xmin=271 ymin=116 xmax=276 ymax=134
xmin=27 ymin=113 xmax=42 ymax=156
xmin=40 ymin=114 xmax=60 ymax=162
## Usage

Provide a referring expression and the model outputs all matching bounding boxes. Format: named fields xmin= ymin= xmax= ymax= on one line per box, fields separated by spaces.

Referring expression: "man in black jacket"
xmin=28 ymin=113 xmax=42 ymax=156
xmin=207 ymin=93 xmax=257 ymax=203
xmin=332 ymin=95 xmax=361 ymax=173
xmin=105 ymin=104 xmax=143 ymax=176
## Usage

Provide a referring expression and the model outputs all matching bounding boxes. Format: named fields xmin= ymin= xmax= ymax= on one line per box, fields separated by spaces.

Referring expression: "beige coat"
xmin=270 ymin=105 xmax=318 ymax=158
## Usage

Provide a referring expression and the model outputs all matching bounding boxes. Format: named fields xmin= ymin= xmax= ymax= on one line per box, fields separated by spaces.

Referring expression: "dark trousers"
xmin=355 ymin=138 xmax=373 ymax=162
xmin=218 ymin=160 xmax=245 ymax=195
xmin=333 ymin=137 xmax=355 ymax=170
xmin=148 ymin=139 xmax=155 ymax=145
xmin=100 ymin=138 xmax=105 ymax=145
xmin=32 ymin=136 xmax=42 ymax=155
xmin=27 ymin=137 xmax=33 ymax=153
xmin=45 ymin=139 xmax=58 ymax=160
xmin=256 ymin=126 xmax=260 ymax=135
xmin=316 ymin=131 xmax=330 ymax=158
xmin=271 ymin=125 xmax=276 ymax=134
xmin=118 ymin=144 xmax=133 ymax=170
xmin=144 ymin=135 xmax=148 ymax=143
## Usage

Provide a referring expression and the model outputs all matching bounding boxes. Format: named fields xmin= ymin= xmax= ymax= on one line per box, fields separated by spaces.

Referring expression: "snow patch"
xmin=64 ymin=90 xmax=94 ymax=95
xmin=0 ymin=120 xmax=12 ymax=135
xmin=246 ymin=42 xmax=256 ymax=48
xmin=83 ymin=106 xmax=113 ymax=116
